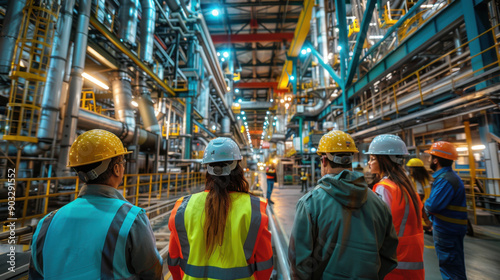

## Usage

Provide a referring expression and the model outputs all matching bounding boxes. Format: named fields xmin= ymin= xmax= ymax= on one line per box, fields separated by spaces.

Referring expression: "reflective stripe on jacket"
xmin=31 ymin=196 xmax=143 ymax=279
xmin=167 ymin=192 xmax=273 ymax=280
xmin=425 ymin=167 xmax=468 ymax=234
xmin=374 ymin=179 xmax=425 ymax=280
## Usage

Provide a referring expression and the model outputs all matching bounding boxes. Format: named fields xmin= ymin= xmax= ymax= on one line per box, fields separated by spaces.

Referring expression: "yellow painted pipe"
xmin=277 ymin=0 xmax=314 ymax=90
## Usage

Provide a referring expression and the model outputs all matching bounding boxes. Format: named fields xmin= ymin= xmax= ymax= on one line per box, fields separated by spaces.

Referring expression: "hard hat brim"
xmin=67 ymin=150 xmax=133 ymax=167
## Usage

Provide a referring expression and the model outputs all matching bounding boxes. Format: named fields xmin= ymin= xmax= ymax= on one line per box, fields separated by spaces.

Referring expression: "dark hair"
xmin=375 ymin=155 xmax=421 ymax=219
xmin=73 ymin=155 xmax=123 ymax=185
xmin=204 ymin=161 xmax=249 ymax=256
xmin=432 ymin=155 xmax=453 ymax=167
xmin=409 ymin=166 xmax=431 ymax=186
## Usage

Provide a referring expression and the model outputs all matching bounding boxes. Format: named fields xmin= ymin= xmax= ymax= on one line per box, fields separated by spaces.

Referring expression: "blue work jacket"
xmin=425 ymin=167 xmax=467 ymax=235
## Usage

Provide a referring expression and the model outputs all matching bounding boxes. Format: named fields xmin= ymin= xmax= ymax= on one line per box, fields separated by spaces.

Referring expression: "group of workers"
xmin=27 ymin=128 xmax=467 ymax=280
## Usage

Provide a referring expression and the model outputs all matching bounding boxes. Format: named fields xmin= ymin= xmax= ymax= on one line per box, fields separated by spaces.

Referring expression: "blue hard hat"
xmin=202 ymin=137 xmax=242 ymax=165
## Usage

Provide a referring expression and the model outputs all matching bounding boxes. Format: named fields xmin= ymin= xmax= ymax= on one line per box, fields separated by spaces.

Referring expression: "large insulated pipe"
xmin=111 ymin=69 xmax=137 ymax=143
xmin=57 ymin=0 xmax=92 ymax=177
xmin=0 ymin=0 xmax=27 ymax=74
xmin=118 ymin=0 xmax=139 ymax=47
xmin=197 ymin=76 xmax=210 ymax=124
xmin=139 ymin=0 xmax=156 ymax=64
xmin=221 ymin=116 xmax=231 ymax=135
xmin=317 ymin=0 xmax=329 ymax=87
xmin=137 ymin=76 xmax=161 ymax=135
xmin=37 ymin=0 xmax=76 ymax=148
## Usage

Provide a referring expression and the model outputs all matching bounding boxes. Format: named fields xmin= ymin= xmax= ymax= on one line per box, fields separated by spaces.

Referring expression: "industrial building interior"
xmin=1 ymin=0 xmax=500 ymax=278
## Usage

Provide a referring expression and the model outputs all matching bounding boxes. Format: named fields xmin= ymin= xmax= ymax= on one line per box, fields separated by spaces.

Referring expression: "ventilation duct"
xmin=136 ymin=76 xmax=161 ymax=135
xmin=222 ymin=116 xmax=231 ymax=135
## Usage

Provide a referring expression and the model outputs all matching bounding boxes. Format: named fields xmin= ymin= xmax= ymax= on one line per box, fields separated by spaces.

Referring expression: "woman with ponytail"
xmin=167 ymin=137 xmax=273 ymax=280
xmin=367 ymin=135 xmax=425 ymax=280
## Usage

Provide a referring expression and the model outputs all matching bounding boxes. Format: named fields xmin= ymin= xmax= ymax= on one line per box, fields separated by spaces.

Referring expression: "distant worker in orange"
xmin=29 ymin=129 xmax=163 ymax=279
xmin=289 ymin=130 xmax=398 ymax=279
xmin=367 ymin=134 xmax=425 ymax=280
xmin=265 ymin=164 xmax=277 ymax=204
xmin=167 ymin=137 xmax=273 ymax=279
xmin=424 ymin=141 xmax=467 ymax=280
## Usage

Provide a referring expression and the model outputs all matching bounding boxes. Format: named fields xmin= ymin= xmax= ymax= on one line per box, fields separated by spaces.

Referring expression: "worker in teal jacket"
xmin=29 ymin=129 xmax=163 ymax=279
xmin=288 ymin=130 xmax=398 ymax=279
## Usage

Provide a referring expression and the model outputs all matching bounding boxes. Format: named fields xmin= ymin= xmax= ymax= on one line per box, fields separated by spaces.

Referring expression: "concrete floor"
xmin=270 ymin=184 xmax=500 ymax=280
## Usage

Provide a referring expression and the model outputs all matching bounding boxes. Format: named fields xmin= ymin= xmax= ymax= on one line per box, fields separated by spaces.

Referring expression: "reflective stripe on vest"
xmin=376 ymin=180 xmax=424 ymax=273
xmin=397 ymin=261 xmax=424 ymax=270
xmin=31 ymin=197 xmax=142 ymax=279
xmin=169 ymin=193 xmax=268 ymax=279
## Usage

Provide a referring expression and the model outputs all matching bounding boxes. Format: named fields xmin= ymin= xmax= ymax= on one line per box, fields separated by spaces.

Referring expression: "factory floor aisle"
xmin=270 ymin=184 xmax=500 ymax=280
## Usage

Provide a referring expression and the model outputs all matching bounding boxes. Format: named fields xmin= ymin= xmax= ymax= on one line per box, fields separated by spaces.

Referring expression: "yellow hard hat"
xmin=317 ymin=130 xmax=358 ymax=155
xmin=68 ymin=129 xmax=132 ymax=167
xmin=406 ymin=158 xmax=424 ymax=167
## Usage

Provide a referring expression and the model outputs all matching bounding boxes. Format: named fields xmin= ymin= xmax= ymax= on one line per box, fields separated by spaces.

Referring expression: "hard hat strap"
xmin=326 ymin=153 xmax=353 ymax=165
xmin=77 ymin=158 xmax=112 ymax=183
xmin=389 ymin=155 xmax=404 ymax=165
xmin=207 ymin=161 xmax=238 ymax=176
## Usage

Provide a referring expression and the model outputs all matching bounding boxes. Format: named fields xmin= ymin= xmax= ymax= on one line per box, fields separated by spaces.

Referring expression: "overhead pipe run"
xmin=0 ymin=0 xmax=27 ymax=74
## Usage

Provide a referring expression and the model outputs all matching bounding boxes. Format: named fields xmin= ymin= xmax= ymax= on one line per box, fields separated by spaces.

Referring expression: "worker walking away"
xmin=407 ymin=158 xmax=433 ymax=234
xmin=300 ymin=168 xmax=308 ymax=192
xmin=424 ymin=141 xmax=468 ymax=280
xmin=167 ymin=137 xmax=273 ymax=280
xmin=367 ymin=134 xmax=425 ymax=280
xmin=265 ymin=164 xmax=277 ymax=204
xmin=29 ymin=129 xmax=163 ymax=279
xmin=289 ymin=130 xmax=398 ymax=279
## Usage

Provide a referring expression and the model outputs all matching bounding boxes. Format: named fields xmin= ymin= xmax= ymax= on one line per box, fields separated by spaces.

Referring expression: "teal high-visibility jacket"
xmin=29 ymin=184 xmax=163 ymax=279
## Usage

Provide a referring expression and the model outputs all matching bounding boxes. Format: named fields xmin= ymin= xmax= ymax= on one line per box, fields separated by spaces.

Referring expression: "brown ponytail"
xmin=203 ymin=162 xmax=249 ymax=256
xmin=376 ymin=155 xmax=422 ymax=221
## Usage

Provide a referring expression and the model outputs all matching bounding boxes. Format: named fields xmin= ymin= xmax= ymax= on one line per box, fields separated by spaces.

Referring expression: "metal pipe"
xmin=140 ymin=0 xmax=156 ymax=64
xmin=137 ymin=75 xmax=162 ymax=135
xmin=111 ymin=69 xmax=136 ymax=143
xmin=37 ymin=0 xmax=76 ymax=149
xmin=118 ymin=0 xmax=139 ymax=47
xmin=0 ymin=0 xmax=27 ymax=74
xmin=266 ymin=206 xmax=291 ymax=280
xmin=197 ymin=76 xmax=211 ymax=124
xmin=221 ymin=116 xmax=230 ymax=135
xmin=57 ymin=0 xmax=92 ymax=177
xmin=317 ymin=0 xmax=329 ymax=87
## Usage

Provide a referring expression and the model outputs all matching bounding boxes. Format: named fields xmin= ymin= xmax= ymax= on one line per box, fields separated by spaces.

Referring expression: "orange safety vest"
xmin=373 ymin=179 xmax=425 ymax=280
xmin=167 ymin=191 xmax=273 ymax=280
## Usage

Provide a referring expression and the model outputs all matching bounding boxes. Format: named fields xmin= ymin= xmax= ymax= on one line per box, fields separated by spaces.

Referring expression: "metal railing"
xmin=0 ymin=172 xmax=205 ymax=227
xmin=348 ymin=22 xmax=500 ymax=129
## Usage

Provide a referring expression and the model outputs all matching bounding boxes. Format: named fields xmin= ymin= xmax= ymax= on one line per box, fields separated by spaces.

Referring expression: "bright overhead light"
xmin=217 ymin=52 xmax=220 ymax=56
xmin=82 ymin=72 xmax=109 ymax=90
xmin=212 ymin=125 xmax=217 ymax=130
xmin=212 ymin=9 xmax=219 ymax=16
xmin=270 ymin=99 xmax=274 ymax=102
xmin=221 ymin=58 xmax=225 ymax=62
xmin=311 ymin=147 xmax=317 ymax=152
xmin=337 ymin=45 xmax=342 ymax=51
xmin=290 ymin=76 xmax=295 ymax=81
xmin=227 ymin=86 xmax=231 ymax=91
xmin=307 ymin=48 xmax=311 ymax=53
xmin=235 ymin=89 xmax=240 ymax=93
xmin=243 ymin=117 xmax=246 ymax=120
xmin=472 ymin=145 xmax=485 ymax=150
xmin=266 ymin=111 xmax=270 ymax=114
xmin=223 ymin=51 xmax=229 ymax=58
xmin=238 ymin=99 xmax=242 ymax=103
xmin=131 ymin=100 xmax=139 ymax=107
xmin=241 ymin=111 xmax=245 ymax=115
xmin=301 ymin=49 xmax=307 ymax=55
xmin=369 ymin=35 xmax=384 ymax=39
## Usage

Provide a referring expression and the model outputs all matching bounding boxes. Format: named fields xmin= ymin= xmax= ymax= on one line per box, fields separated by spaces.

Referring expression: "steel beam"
xmin=304 ymin=41 xmax=342 ymax=87
xmin=278 ymin=0 xmax=314 ymax=89
xmin=201 ymin=1 xmax=303 ymax=8
xmin=346 ymin=0 xmax=377 ymax=86
xmin=211 ymin=33 xmax=294 ymax=44
xmin=236 ymin=82 xmax=279 ymax=89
